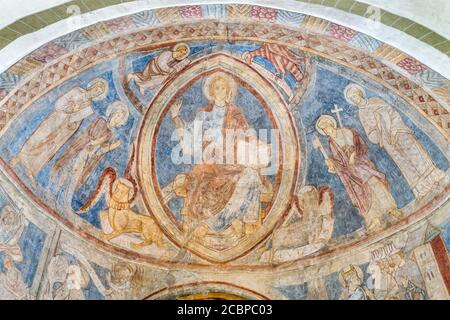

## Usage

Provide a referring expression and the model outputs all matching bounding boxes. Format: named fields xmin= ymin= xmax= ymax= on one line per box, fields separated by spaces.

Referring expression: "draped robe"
xmin=358 ymin=97 xmax=444 ymax=198
xmin=181 ymin=103 xmax=265 ymax=232
xmin=0 ymin=264 xmax=28 ymax=300
xmin=129 ymin=50 xmax=188 ymax=94
xmin=13 ymin=87 xmax=93 ymax=179
xmin=245 ymin=43 xmax=305 ymax=81
xmin=51 ymin=118 xmax=112 ymax=211
xmin=328 ymin=128 xmax=397 ymax=224
xmin=52 ymin=117 xmax=112 ymax=189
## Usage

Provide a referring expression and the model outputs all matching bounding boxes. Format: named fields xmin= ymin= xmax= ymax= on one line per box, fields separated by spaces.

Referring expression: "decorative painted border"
xmin=0 ymin=13 xmax=449 ymax=270
xmin=1 ymin=5 xmax=449 ymax=136
xmin=144 ymin=281 xmax=271 ymax=300
xmin=1 ymin=0 xmax=449 ymax=57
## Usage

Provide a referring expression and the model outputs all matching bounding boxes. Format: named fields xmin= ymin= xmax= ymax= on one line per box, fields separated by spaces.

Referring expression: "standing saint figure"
xmin=345 ymin=84 xmax=445 ymax=199
xmin=10 ymin=78 xmax=109 ymax=185
xmin=171 ymin=72 xmax=272 ymax=238
xmin=315 ymin=115 xmax=398 ymax=231
xmin=50 ymin=101 xmax=129 ymax=213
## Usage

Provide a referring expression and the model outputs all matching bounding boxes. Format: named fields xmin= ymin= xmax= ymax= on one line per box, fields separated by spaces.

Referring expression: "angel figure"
xmin=128 ymin=43 xmax=190 ymax=95
xmin=78 ymin=164 xmax=165 ymax=250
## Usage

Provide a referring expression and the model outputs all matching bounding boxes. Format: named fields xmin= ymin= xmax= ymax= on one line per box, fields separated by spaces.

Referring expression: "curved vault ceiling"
xmin=0 ymin=1 xmax=449 ymax=300
xmin=1 ymin=0 xmax=450 ymax=78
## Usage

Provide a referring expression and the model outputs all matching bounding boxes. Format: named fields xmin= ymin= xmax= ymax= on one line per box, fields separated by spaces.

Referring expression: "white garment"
xmin=358 ymin=97 xmax=444 ymax=198
xmin=208 ymin=168 xmax=262 ymax=231
xmin=15 ymin=87 xmax=93 ymax=178
xmin=183 ymin=106 xmax=263 ymax=231
xmin=183 ymin=104 xmax=226 ymax=162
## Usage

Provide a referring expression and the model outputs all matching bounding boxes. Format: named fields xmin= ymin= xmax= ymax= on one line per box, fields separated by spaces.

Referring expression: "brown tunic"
xmin=328 ymin=129 xmax=387 ymax=215
xmin=52 ymin=118 xmax=112 ymax=189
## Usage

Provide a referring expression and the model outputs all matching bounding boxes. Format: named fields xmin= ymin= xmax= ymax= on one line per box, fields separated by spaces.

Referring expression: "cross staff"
xmin=312 ymin=135 xmax=329 ymax=160
xmin=331 ymin=104 xmax=343 ymax=128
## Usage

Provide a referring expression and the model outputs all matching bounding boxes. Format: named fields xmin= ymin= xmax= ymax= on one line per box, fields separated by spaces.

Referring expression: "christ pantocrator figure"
xmin=170 ymin=72 xmax=273 ymax=239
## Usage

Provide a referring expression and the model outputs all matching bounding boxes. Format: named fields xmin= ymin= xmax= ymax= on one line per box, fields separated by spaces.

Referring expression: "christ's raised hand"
xmin=171 ymin=97 xmax=183 ymax=119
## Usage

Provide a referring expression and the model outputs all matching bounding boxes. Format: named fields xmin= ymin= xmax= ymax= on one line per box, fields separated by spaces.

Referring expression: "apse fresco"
xmin=0 ymin=4 xmax=449 ymax=300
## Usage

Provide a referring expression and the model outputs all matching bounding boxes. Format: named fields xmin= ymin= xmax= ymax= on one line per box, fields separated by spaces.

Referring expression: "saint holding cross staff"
xmin=313 ymin=111 xmax=402 ymax=233
xmin=331 ymin=104 xmax=344 ymax=127
xmin=313 ymin=104 xmax=343 ymax=166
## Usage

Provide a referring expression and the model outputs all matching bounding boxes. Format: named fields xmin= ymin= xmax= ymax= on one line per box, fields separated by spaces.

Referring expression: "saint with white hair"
xmin=50 ymin=100 xmax=130 ymax=213
xmin=345 ymin=83 xmax=445 ymax=199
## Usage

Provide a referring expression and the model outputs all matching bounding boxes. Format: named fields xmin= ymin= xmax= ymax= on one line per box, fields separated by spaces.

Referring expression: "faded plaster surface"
xmin=0 ymin=2 xmax=448 ymax=300
xmin=0 ymin=1 xmax=449 ymax=78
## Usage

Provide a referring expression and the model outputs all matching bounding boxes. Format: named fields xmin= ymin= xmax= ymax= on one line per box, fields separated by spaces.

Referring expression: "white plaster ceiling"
xmin=1 ymin=0 xmax=450 ymax=38
xmin=360 ymin=0 xmax=450 ymax=39
xmin=0 ymin=0 xmax=449 ymax=78
xmin=0 ymin=0 xmax=69 ymax=29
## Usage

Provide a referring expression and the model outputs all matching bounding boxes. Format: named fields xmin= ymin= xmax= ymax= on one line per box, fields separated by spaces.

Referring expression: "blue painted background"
xmin=295 ymin=67 xmax=449 ymax=237
xmin=154 ymin=76 xmax=275 ymax=221
xmin=0 ymin=41 xmax=448 ymax=238
xmin=0 ymin=191 xmax=46 ymax=288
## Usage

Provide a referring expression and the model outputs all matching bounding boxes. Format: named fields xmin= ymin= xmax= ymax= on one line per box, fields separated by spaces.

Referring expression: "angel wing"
xmin=78 ymin=167 xmax=117 ymax=213
xmin=124 ymin=144 xmax=138 ymax=203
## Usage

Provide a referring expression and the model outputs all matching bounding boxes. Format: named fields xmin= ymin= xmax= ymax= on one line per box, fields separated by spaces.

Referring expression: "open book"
xmin=236 ymin=139 xmax=272 ymax=168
